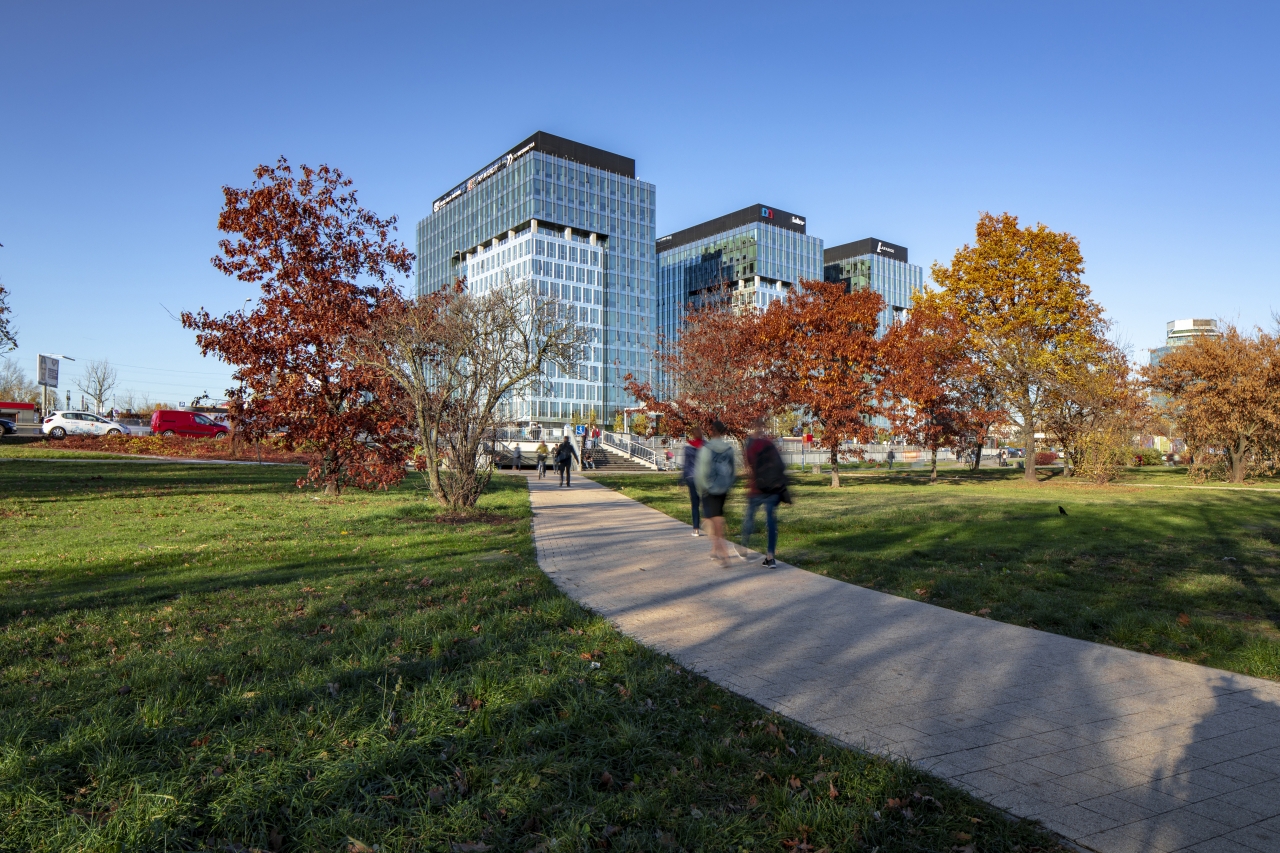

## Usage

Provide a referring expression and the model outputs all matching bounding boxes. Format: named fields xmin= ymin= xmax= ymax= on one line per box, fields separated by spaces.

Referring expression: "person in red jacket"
xmin=680 ymin=426 xmax=705 ymax=536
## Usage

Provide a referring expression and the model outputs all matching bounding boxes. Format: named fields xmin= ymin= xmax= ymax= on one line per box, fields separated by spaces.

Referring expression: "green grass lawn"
xmin=588 ymin=467 xmax=1280 ymax=682
xmin=0 ymin=461 xmax=1066 ymax=853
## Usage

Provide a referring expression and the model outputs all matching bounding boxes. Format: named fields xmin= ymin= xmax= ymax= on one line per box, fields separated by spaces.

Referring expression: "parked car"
xmin=0 ymin=417 xmax=16 ymax=436
xmin=151 ymin=409 xmax=229 ymax=439
xmin=42 ymin=411 xmax=132 ymax=439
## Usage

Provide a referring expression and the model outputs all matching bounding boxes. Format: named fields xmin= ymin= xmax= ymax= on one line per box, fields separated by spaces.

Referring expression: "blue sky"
xmin=1 ymin=1 xmax=1276 ymax=404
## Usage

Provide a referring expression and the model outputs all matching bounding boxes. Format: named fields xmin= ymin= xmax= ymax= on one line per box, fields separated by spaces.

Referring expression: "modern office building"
xmin=655 ymin=204 xmax=823 ymax=341
xmin=823 ymin=238 xmax=925 ymax=333
xmin=415 ymin=131 xmax=657 ymax=426
xmin=1149 ymin=318 xmax=1219 ymax=367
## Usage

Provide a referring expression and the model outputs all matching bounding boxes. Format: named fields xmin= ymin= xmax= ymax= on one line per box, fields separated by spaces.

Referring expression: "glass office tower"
xmin=655 ymin=204 xmax=823 ymax=342
xmin=823 ymin=238 xmax=925 ymax=333
xmin=415 ymin=131 xmax=657 ymax=426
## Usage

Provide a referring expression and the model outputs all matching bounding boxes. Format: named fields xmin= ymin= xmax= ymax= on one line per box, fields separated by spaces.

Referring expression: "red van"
xmin=151 ymin=409 xmax=229 ymax=439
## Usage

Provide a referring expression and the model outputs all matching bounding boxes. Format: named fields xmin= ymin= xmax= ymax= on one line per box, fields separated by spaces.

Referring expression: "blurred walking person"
xmin=536 ymin=441 xmax=549 ymax=479
xmin=694 ymin=420 xmax=736 ymax=564
xmin=681 ymin=426 xmax=705 ymax=537
xmin=737 ymin=418 xmax=788 ymax=569
xmin=512 ymin=445 xmax=523 ymax=471
xmin=554 ymin=435 xmax=579 ymax=487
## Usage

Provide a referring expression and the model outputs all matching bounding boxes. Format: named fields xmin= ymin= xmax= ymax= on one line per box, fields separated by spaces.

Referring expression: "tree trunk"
xmin=930 ymin=447 xmax=938 ymax=484
xmin=969 ymin=439 xmax=983 ymax=472
xmin=324 ymin=482 xmax=338 ymax=496
xmin=1229 ymin=434 xmax=1248 ymax=483
xmin=1024 ymin=428 xmax=1038 ymax=483
xmin=829 ymin=445 xmax=840 ymax=488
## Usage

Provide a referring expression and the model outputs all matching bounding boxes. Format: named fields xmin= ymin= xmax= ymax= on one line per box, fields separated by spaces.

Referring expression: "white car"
xmin=42 ymin=411 xmax=132 ymax=439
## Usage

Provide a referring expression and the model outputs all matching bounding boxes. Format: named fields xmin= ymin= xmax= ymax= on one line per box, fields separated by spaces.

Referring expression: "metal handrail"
xmin=602 ymin=431 xmax=659 ymax=468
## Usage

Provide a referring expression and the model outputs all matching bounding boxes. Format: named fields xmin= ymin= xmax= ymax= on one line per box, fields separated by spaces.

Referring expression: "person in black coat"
xmin=554 ymin=436 xmax=579 ymax=487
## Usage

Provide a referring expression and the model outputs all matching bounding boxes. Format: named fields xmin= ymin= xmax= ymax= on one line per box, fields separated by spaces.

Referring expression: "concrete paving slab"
xmin=527 ymin=474 xmax=1280 ymax=853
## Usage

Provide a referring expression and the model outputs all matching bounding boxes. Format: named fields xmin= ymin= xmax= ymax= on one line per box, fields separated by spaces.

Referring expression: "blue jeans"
xmin=686 ymin=481 xmax=701 ymax=531
xmin=741 ymin=492 xmax=780 ymax=556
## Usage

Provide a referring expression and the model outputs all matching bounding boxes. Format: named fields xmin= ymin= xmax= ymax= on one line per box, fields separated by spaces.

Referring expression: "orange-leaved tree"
xmin=932 ymin=212 xmax=1109 ymax=482
xmin=880 ymin=292 xmax=985 ymax=483
xmin=626 ymin=298 xmax=780 ymax=440
xmin=182 ymin=158 xmax=415 ymax=495
xmin=763 ymin=279 xmax=884 ymax=487
xmin=1145 ymin=323 xmax=1280 ymax=483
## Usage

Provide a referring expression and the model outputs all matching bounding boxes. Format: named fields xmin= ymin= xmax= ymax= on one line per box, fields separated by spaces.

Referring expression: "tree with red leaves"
xmin=182 ymin=158 xmax=414 ymax=495
xmin=763 ymin=279 xmax=884 ymax=487
xmin=881 ymin=293 xmax=983 ymax=483
xmin=625 ymin=297 xmax=780 ymax=440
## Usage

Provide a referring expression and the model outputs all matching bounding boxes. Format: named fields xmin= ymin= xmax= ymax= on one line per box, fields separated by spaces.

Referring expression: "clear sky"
xmin=1 ymin=1 xmax=1276 ymax=404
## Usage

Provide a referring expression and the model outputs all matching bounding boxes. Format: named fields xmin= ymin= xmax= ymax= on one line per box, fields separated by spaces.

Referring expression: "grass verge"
xmin=587 ymin=467 xmax=1280 ymax=681
xmin=0 ymin=461 xmax=1066 ymax=852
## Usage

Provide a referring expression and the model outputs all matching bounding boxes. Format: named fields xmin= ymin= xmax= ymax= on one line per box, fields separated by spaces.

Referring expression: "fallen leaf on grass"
xmin=327 ymin=682 xmax=341 ymax=698
xmin=116 ymin=685 xmax=132 ymax=696
xmin=1177 ymin=613 xmax=1191 ymax=626
xmin=914 ymin=588 xmax=928 ymax=596
xmin=977 ymin=608 xmax=991 ymax=616
xmin=951 ymin=831 xmax=972 ymax=841
xmin=346 ymin=839 xmax=373 ymax=853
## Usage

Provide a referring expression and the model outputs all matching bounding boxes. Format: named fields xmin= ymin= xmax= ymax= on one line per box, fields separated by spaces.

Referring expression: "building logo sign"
xmin=434 ymin=141 xmax=537 ymax=213
xmin=761 ymin=207 xmax=773 ymax=218
xmin=876 ymin=241 xmax=896 ymax=255
xmin=791 ymin=216 xmax=805 ymax=226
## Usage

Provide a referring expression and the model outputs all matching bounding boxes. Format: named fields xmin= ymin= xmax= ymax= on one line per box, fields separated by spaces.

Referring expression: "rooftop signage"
xmin=430 ymin=132 xmax=637 ymax=215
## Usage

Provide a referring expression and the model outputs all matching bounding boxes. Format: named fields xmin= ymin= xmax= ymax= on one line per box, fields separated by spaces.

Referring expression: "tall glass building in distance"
xmin=415 ymin=131 xmax=657 ymax=427
xmin=823 ymin=238 xmax=925 ymax=333
xmin=655 ymin=204 xmax=823 ymax=342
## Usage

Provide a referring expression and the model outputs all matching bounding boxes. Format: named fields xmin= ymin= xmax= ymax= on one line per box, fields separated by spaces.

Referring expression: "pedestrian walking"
xmin=736 ymin=418 xmax=788 ymax=569
xmin=694 ymin=419 xmax=736 ymax=564
xmin=582 ymin=437 xmax=596 ymax=470
xmin=886 ymin=448 xmax=896 ymax=469
xmin=512 ymin=445 xmax=523 ymax=471
xmin=554 ymin=435 xmax=579 ymax=487
xmin=681 ymin=426 xmax=705 ymax=537
xmin=536 ymin=441 xmax=549 ymax=479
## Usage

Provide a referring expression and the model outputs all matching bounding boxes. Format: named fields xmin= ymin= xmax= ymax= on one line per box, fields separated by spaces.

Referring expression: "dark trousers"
xmin=686 ymin=481 xmax=701 ymax=531
xmin=558 ymin=462 xmax=571 ymax=485
xmin=742 ymin=492 xmax=780 ymax=555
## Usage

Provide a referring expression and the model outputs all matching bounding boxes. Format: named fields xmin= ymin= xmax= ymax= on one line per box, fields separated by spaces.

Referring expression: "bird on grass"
xmin=1058 ymin=506 xmax=1068 ymax=516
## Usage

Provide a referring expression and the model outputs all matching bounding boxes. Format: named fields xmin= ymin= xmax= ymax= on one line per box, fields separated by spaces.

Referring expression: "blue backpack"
xmin=706 ymin=446 xmax=736 ymax=495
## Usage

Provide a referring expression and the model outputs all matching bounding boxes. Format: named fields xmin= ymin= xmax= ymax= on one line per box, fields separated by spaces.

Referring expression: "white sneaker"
xmin=691 ymin=530 xmax=701 ymax=537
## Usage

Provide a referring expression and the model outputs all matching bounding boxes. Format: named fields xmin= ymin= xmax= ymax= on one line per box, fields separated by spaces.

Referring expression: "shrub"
xmin=1034 ymin=451 xmax=1059 ymax=466
xmin=1131 ymin=446 xmax=1164 ymax=466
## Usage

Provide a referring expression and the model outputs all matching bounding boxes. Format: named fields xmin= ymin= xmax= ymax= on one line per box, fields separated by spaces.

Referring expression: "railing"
xmin=601 ymin=431 xmax=660 ymax=469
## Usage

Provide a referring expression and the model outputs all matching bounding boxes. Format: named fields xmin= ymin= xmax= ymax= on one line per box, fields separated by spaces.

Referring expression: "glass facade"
xmin=415 ymin=136 xmax=656 ymax=425
xmin=656 ymin=220 xmax=823 ymax=342
xmin=823 ymin=252 xmax=925 ymax=334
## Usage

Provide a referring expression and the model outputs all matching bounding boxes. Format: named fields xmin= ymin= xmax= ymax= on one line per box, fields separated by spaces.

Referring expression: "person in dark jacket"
xmin=681 ymin=426 xmax=705 ymax=537
xmin=554 ymin=436 xmax=579 ymax=487
xmin=736 ymin=417 xmax=784 ymax=568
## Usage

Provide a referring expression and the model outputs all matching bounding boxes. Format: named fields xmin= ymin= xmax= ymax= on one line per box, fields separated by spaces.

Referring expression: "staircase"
xmin=590 ymin=447 xmax=659 ymax=473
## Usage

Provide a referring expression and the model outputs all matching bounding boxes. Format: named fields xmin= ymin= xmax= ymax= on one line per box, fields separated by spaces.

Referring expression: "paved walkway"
xmin=528 ymin=475 xmax=1280 ymax=853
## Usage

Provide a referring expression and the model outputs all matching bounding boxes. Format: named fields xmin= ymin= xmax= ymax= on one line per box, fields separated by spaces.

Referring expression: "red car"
xmin=151 ymin=409 xmax=229 ymax=439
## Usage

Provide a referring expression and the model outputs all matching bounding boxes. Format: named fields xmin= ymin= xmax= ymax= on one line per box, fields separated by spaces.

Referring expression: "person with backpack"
xmin=681 ymin=426 xmax=705 ymax=537
xmin=554 ymin=435 xmax=579 ymax=487
xmin=737 ymin=417 xmax=788 ymax=569
xmin=694 ymin=419 xmax=736 ymax=564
